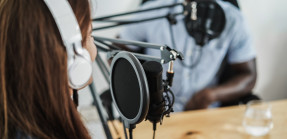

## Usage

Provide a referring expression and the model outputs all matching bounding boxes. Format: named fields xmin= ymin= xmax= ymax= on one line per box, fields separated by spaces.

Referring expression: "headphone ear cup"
xmin=68 ymin=49 xmax=93 ymax=89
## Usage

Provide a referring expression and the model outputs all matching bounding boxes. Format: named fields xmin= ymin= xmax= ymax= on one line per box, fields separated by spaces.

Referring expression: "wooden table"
xmin=109 ymin=99 xmax=287 ymax=139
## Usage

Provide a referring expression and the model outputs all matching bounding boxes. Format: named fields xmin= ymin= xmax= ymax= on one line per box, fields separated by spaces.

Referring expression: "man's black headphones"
xmin=183 ymin=0 xmax=226 ymax=46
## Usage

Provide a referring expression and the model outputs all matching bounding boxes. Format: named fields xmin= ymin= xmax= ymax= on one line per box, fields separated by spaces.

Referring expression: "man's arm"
xmin=213 ymin=58 xmax=257 ymax=102
xmin=184 ymin=58 xmax=257 ymax=110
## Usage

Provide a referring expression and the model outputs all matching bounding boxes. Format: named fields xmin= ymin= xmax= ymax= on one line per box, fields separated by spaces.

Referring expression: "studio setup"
xmin=1 ymin=0 xmax=287 ymax=139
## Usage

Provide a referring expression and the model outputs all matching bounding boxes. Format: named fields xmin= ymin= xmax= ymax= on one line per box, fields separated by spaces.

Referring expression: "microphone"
xmin=142 ymin=61 xmax=165 ymax=124
xmin=109 ymin=52 xmax=176 ymax=139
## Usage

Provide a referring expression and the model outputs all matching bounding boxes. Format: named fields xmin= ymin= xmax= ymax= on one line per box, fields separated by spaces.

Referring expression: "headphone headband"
xmin=43 ymin=0 xmax=82 ymax=48
xmin=43 ymin=0 xmax=93 ymax=89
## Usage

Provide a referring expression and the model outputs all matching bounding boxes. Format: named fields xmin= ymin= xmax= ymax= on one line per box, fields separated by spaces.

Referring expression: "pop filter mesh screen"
xmin=111 ymin=58 xmax=141 ymax=119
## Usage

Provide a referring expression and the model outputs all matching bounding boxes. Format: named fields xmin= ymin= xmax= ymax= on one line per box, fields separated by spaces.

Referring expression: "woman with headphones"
xmin=0 ymin=0 xmax=96 ymax=138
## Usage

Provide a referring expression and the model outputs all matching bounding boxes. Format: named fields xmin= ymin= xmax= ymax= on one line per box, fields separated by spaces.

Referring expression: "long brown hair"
xmin=0 ymin=0 xmax=92 ymax=138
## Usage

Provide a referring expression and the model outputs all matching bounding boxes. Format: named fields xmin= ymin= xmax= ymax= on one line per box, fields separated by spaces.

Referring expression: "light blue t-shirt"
xmin=120 ymin=0 xmax=256 ymax=112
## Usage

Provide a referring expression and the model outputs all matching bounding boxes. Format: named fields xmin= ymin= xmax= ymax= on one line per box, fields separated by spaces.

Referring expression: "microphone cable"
xmin=168 ymin=19 xmax=203 ymax=69
xmin=153 ymin=130 xmax=156 ymax=139
xmin=152 ymin=88 xmax=175 ymax=139
xmin=123 ymin=122 xmax=128 ymax=139
xmin=152 ymin=122 xmax=156 ymax=139
xmin=161 ymin=88 xmax=175 ymax=120
xmin=129 ymin=128 xmax=134 ymax=139
xmin=166 ymin=0 xmax=202 ymax=69
xmin=72 ymin=89 xmax=79 ymax=107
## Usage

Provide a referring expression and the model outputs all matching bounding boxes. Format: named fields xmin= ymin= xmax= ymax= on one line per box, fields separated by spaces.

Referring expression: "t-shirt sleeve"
xmin=227 ymin=12 xmax=256 ymax=64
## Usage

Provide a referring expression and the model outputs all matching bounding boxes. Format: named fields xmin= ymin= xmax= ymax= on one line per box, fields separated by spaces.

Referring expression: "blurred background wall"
xmin=240 ymin=0 xmax=287 ymax=101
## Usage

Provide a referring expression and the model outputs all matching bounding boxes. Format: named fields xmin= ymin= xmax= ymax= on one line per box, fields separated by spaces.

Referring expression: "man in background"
xmin=119 ymin=0 xmax=257 ymax=112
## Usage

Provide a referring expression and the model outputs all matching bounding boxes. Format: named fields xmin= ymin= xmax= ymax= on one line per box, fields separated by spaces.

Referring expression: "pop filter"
xmin=110 ymin=51 xmax=150 ymax=128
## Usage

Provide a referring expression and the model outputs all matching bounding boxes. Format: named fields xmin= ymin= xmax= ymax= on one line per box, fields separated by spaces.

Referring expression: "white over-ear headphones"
xmin=43 ymin=0 xmax=93 ymax=89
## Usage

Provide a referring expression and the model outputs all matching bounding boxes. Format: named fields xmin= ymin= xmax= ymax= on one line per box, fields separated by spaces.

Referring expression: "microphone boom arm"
xmin=92 ymin=2 xmax=185 ymax=31
xmin=93 ymin=36 xmax=184 ymax=64
xmin=107 ymin=50 xmax=162 ymax=64
xmin=93 ymin=3 xmax=184 ymax=21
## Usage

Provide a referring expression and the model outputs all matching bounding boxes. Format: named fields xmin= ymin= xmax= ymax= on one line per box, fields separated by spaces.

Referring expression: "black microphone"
xmin=110 ymin=52 xmax=175 ymax=139
xmin=142 ymin=61 xmax=165 ymax=126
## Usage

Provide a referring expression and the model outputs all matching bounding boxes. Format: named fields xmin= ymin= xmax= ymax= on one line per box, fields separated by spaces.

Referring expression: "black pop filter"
xmin=110 ymin=51 xmax=149 ymax=127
